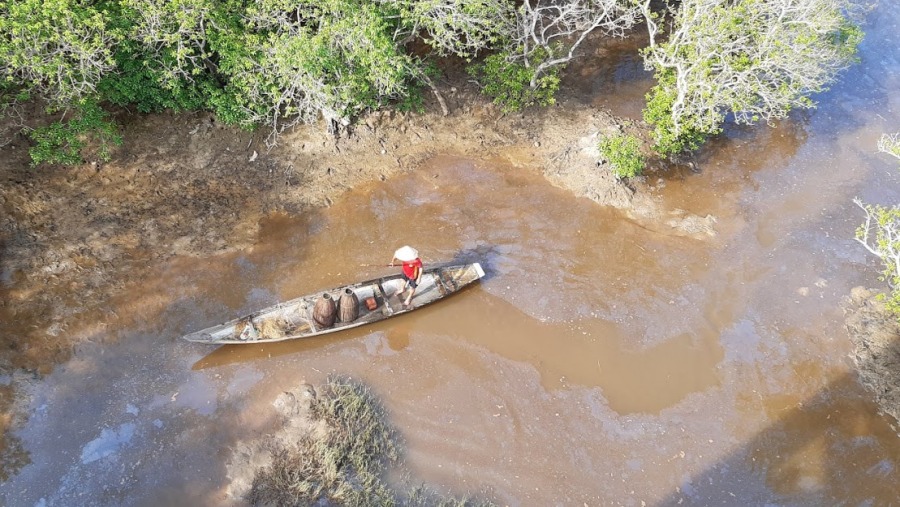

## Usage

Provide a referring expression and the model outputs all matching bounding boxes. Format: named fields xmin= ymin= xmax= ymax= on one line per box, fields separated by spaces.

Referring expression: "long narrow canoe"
xmin=181 ymin=263 xmax=485 ymax=344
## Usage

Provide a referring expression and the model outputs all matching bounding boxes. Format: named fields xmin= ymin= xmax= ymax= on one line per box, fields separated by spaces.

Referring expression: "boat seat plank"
xmin=375 ymin=281 xmax=394 ymax=315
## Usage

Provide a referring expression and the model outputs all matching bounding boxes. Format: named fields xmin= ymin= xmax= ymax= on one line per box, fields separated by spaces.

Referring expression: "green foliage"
xmin=97 ymin=0 xmax=242 ymax=114
xmin=207 ymin=87 xmax=254 ymax=128
xmin=0 ymin=0 xmax=121 ymax=105
xmin=97 ymin=42 xmax=215 ymax=113
xmin=642 ymin=70 xmax=713 ymax=156
xmin=642 ymin=0 xmax=863 ymax=156
xmin=598 ymin=133 xmax=646 ymax=178
xmin=117 ymin=0 xmax=217 ymax=87
xmin=29 ymin=100 xmax=122 ymax=166
xmin=216 ymin=0 xmax=421 ymax=135
xmin=855 ymin=201 xmax=900 ymax=319
xmin=877 ymin=286 xmax=900 ymax=318
xmin=395 ymin=61 xmax=441 ymax=113
xmin=391 ymin=0 xmax=514 ymax=59
xmin=396 ymin=86 xmax=426 ymax=113
xmin=0 ymin=0 xmax=632 ymax=142
xmin=469 ymin=49 xmax=561 ymax=113
xmin=2 ymin=0 xmax=431 ymax=139
xmin=0 ymin=81 xmax=30 ymax=108
xmin=878 ymin=133 xmax=900 ymax=163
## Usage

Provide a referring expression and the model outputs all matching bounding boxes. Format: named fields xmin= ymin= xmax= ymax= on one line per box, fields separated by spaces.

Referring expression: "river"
xmin=3 ymin=5 xmax=900 ymax=507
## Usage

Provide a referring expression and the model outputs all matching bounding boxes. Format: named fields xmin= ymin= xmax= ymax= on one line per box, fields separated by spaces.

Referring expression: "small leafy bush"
xmin=878 ymin=132 xmax=900 ymax=162
xmin=598 ymin=133 xmax=646 ymax=179
xmin=29 ymin=100 xmax=122 ymax=166
xmin=469 ymin=49 xmax=560 ymax=113
xmin=0 ymin=83 xmax=31 ymax=108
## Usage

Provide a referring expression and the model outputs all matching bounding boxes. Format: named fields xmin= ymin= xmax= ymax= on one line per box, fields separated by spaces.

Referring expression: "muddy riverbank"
xmin=0 ymin=78 xmax=653 ymax=373
xmin=845 ymin=287 xmax=900 ymax=430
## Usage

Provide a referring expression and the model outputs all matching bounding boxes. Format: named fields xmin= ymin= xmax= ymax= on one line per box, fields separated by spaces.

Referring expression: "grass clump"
xmin=247 ymin=376 xmax=496 ymax=506
xmin=403 ymin=486 xmax=496 ymax=507
xmin=248 ymin=376 xmax=396 ymax=505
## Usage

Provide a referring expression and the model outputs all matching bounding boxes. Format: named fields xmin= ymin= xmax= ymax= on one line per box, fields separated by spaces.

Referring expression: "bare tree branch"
xmin=512 ymin=0 xmax=642 ymax=88
xmin=855 ymin=197 xmax=900 ymax=289
xmin=878 ymin=132 xmax=900 ymax=161
xmin=643 ymin=0 xmax=861 ymax=140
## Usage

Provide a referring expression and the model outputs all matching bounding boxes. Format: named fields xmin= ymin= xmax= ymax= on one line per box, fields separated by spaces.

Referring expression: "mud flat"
xmin=845 ymin=287 xmax=900 ymax=432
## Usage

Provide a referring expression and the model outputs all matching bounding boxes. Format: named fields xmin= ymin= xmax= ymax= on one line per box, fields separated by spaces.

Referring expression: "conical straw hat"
xmin=394 ymin=245 xmax=418 ymax=261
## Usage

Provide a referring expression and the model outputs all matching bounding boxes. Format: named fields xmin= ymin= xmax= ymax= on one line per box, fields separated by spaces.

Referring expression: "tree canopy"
xmin=0 ymin=0 xmax=121 ymax=106
xmin=0 ymin=0 xmax=866 ymax=163
xmin=1 ymin=0 xmax=506 ymax=136
xmin=641 ymin=0 xmax=863 ymax=155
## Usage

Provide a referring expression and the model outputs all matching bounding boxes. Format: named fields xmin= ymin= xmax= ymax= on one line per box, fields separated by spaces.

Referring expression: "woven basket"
xmin=313 ymin=293 xmax=336 ymax=328
xmin=338 ymin=288 xmax=360 ymax=322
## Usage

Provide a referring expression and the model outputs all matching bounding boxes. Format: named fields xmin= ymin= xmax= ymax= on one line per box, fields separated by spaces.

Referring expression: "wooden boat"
xmin=181 ymin=263 xmax=485 ymax=344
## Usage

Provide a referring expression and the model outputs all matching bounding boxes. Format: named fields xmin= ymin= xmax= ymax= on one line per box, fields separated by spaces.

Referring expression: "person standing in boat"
xmin=390 ymin=245 xmax=422 ymax=308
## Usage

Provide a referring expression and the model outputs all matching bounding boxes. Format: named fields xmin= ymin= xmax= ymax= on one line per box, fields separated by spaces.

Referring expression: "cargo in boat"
xmin=181 ymin=263 xmax=485 ymax=344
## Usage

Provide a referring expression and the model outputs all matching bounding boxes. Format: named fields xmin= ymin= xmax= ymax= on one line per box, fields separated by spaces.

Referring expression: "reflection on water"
xmin=562 ymin=32 xmax=654 ymax=120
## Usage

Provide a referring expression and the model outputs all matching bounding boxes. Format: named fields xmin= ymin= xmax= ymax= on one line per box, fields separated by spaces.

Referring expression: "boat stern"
xmin=473 ymin=262 xmax=485 ymax=278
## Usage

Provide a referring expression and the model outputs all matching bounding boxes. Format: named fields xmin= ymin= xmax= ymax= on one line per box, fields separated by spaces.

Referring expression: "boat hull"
xmin=181 ymin=262 xmax=484 ymax=344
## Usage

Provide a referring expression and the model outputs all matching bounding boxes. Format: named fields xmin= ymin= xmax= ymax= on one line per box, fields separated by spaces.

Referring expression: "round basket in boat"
xmin=338 ymin=288 xmax=360 ymax=322
xmin=313 ymin=293 xmax=336 ymax=328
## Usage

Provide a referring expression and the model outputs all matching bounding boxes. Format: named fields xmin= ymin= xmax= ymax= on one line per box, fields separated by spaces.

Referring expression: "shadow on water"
xmin=657 ymin=339 xmax=900 ymax=505
xmin=654 ymin=115 xmax=809 ymax=195
xmin=189 ymin=281 xmax=485 ymax=371
xmin=559 ymin=29 xmax=654 ymax=120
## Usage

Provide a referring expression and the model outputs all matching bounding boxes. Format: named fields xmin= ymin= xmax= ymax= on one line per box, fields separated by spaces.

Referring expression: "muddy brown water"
xmin=4 ymin=9 xmax=900 ymax=507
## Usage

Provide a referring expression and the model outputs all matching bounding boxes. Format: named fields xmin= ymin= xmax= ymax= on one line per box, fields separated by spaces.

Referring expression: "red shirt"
xmin=402 ymin=258 xmax=422 ymax=279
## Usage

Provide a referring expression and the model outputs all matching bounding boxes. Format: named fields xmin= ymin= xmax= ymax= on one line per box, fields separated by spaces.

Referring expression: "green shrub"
xmin=641 ymin=0 xmax=861 ymax=158
xmin=878 ymin=133 xmax=900 ymax=162
xmin=203 ymin=85 xmax=256 ymax=129
xmin=29 ymin=100 xmax=122 ymax=166
xmin=97 ymin=43 xmax=215 ymax=113
xmin=598 ymin=133 xmax=646 ymax=179
xmin=0 ymin=83 xmax=31 ymax=108
xmin=642 ymin=69 xmax=711 ymax=157
xmin=468 ymin=49 xmax=560 ymax=113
